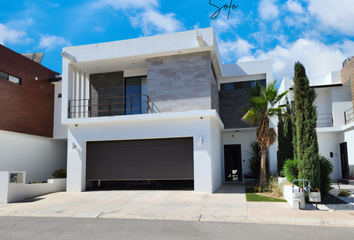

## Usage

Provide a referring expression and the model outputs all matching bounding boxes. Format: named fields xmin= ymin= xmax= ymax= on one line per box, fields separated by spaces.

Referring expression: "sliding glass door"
xmin=125 ymin=76 xmax=147 ymax=115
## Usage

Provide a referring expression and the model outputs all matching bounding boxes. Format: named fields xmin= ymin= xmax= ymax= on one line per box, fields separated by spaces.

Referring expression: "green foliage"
xmin=52 ymin=169 xmax=67 ymax=178
xmin=247 ymin=141 xmax=262 ymax=176
xmin=292 ymin=62 xmax=321 ymax=189
xmin=245 ymin=188 xmax=287 ymax=202
xmin=277 ymin=114 xmax=285 ymax=173
xmin=319 ymin=155 xmax=334 ymax=198
xmin=281 ymin=159 xmax=299 ymax=183
xmin=283 ymin=97 xmax=294 ymax=161
xmin=338 ymin=190 xmax=350 ymax=197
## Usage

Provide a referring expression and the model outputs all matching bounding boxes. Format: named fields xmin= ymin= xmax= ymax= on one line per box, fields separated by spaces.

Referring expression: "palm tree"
xmin=242 ymin=81 xmax=289 ymax=188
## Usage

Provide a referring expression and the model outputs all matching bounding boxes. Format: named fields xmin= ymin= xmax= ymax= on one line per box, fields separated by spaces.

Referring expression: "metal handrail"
xmin=68 ymin=95 xmax=149 ymax=118
xmin=317 ymin=113 xmax=333 ymax=127
xmin=345 ymin=107 xmax=354 ymax=125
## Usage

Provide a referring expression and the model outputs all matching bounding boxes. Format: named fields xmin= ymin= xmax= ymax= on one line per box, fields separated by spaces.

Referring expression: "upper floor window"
xmin=0 ymin=70 xmax=21 ymax=85
xmin=220 ymin=79 xmax=265 ymax=91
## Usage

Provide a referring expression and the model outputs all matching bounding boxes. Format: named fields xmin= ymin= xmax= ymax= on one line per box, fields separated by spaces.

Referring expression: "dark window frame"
xmin=0 ymin=70 xmax=22 ymax=85
xmin=220 ymin=79 xmax=266 ymax=91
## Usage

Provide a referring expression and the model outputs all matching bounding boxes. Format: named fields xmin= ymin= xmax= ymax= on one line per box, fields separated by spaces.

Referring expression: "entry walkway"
xmin=1 ymin=184 xmax=354 ymax=227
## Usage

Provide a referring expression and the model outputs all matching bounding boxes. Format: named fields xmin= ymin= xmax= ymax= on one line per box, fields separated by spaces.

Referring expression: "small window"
xmin=0 ymin=71 xmax=8 ymax=80
xmin=0 ymin=70 xmax=21 ymax=85
xmin=58 ymin=93 xmax=62 ymax=98
xmin=8 ymin=75 xmax=21 ymax=84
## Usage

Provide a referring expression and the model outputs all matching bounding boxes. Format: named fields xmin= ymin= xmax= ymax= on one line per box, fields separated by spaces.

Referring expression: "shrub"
xmin=254 ymin=184 xmax=262 ymax=193
xmin=247 ymin=141 xmax=261 ymax=177
xmin=319 ymin=155 xmax=333 ymax=198
xmin=338 ymin=190 xmax=351 ymax=197
xmin=52 ymin=169 xmax=67 ymax=178
xmin=281 ymin=159 xmax=298 ymax=183
xmin=266 ymin=174 xmax=283 ymax=198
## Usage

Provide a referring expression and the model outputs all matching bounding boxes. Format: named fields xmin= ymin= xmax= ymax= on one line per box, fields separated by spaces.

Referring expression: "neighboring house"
xmin=61 ymin=27 xmax=276 ymax=193
xmin=279 ymin=57 xmax=354 ymax=181
xmin=0 ymin=45 xmax=67 ymax=183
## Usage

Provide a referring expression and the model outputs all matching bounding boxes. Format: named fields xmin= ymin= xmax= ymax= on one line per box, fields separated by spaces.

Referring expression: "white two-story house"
xmin=279 ymin=57 xmax=354 ymax=181
xmin=59 ymin=28 xmax=276 ymax=193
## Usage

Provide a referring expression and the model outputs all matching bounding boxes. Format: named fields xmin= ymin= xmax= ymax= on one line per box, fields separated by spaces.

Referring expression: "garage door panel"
xmin=86 ymin=137 xmax=193 ymax=180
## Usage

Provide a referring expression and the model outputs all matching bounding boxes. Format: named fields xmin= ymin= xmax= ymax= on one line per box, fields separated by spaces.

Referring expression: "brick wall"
xmin=147 ymin=52 xmax=213 ymax=113
xmin=341 ymin=57 xmax=354 ymax=107
xmin=0 ymin=45 xmax=58 ymax=138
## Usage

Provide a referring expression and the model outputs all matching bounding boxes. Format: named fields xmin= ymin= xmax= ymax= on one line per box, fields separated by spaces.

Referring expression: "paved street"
xmin=1 ymin=217 xmax=354 ymax=240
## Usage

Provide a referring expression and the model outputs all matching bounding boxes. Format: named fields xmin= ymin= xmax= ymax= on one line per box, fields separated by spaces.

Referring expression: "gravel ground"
xmin=305 ymin=186 xmax=354 ymax=211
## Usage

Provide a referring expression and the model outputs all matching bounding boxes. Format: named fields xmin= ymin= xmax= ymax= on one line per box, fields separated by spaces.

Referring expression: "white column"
xmin=66 ymin=130 xmax=86 ymax=192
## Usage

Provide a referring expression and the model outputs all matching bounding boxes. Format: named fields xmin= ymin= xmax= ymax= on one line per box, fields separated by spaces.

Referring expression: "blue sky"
xmin=1 ymin=0 xmax=354 ymax=83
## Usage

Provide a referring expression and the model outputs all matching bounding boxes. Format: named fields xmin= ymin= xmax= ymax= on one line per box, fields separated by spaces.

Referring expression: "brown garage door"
xmin=86 ymin=137 xmax=193 ymax=181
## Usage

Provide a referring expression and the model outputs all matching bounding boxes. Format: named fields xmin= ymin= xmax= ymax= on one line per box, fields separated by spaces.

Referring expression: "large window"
xmin=125 ymin=76 xmax=147 ymax=115
xmin=220 ymin=80 xmax=265 ymax=91
xmin=0 ymin=70 xmax=21 ymax=85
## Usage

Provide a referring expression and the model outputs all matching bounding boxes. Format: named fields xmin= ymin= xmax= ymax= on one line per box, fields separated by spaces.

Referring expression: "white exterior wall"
xmin=340 ymin=126 xmax=354 ymax=173
xmin=53 ymin=82 xmax=68 ymax=139
xmin=317 ymin=132 xmax=341 ymax=179
xmin=0 ymin=130 xmax=67 ymax=183
xmin=67 ymin=113 xmax=223 ymax=193
xmin=222 ymin=131 xmax=257 ymax=179
xmin=210 ymin=119 xmax=222 ymax=191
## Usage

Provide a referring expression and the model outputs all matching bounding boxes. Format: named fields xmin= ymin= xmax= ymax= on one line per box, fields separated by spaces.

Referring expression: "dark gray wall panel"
xmin=86 ymin=138 xmax=194 ymax=180
xmin=219 ymin=89 xmax=255 ymax=129
xmin=90 ymin=71 xmax=124 ymax=117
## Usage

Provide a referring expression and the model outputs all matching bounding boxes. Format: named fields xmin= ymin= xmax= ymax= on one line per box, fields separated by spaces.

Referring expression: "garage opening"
xmin=86 ymin=137 xmax=194 ymax=190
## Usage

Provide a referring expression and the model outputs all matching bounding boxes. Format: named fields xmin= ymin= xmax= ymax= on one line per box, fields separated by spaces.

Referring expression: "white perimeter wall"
xmin=67 ymin=115 xmax=223 ymax=193
xmin=0 ymin=130 xmax=67 ymax=183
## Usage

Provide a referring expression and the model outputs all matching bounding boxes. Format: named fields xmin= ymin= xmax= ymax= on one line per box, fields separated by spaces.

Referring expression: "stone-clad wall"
xmin=147 ymin=52 xmax=212 ymax=113
xmin=90 ymin=71 xmax=124 ymax=117
xmin=219 ymin=89 xmax=253 ymax=129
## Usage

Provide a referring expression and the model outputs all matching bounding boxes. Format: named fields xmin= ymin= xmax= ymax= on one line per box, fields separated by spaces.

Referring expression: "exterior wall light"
xmin=199 ymin=137 xmax=203 ymax=146
xmin=72 ymin=143 xmax=77 ymax=149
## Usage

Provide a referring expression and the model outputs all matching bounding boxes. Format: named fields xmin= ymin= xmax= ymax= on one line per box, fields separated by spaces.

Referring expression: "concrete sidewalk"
xmin=0 ymin=184 xmax=354 ymax=227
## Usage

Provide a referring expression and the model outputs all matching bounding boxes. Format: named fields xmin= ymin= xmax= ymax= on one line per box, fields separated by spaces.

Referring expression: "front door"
xmin=224 ymin=145 xmax=242 ymax=182
xmin=340 ymin=142 xmax=349 ymax=179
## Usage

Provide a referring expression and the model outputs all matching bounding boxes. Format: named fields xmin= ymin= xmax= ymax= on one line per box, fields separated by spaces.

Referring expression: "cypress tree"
xmin=283 ymin=97 xmax=294 ymax=161
xmin=293 ymin=62 xmax=320 ymax=189
xmin=277 ymin=112 xmax=285 ymax=173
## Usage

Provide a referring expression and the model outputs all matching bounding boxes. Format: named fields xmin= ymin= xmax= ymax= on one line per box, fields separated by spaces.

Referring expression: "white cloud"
xmin=285 ymin=0 xmax=304 ymax=14
xmin=0 ymin=23 xmax=31 ymax=45
xmin=89 ymin=0 xmax=158 ymax=10
xmin=130 ymin=10 xmax=184 ymax=36
xmin=238 ymin=38 xmax=354 ymax=81
xmin=39 ymin=34 xmax=71 ymax=51
xmin=219 ymin=38 xmax=255 ymax=62
xmin=307 ymin=0 xmax=354 ymax=35
xmin=210 ymin=13 xmax=243 ymax=34
xmin=94 ymin=26 xmax=105 ymax=33
xmin=258 ymin=0 xmax=279 ymax=21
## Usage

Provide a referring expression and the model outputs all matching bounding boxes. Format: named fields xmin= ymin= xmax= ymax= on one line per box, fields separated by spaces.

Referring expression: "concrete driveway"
xmin=0 ymin=183 xmax=247 ymax=221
